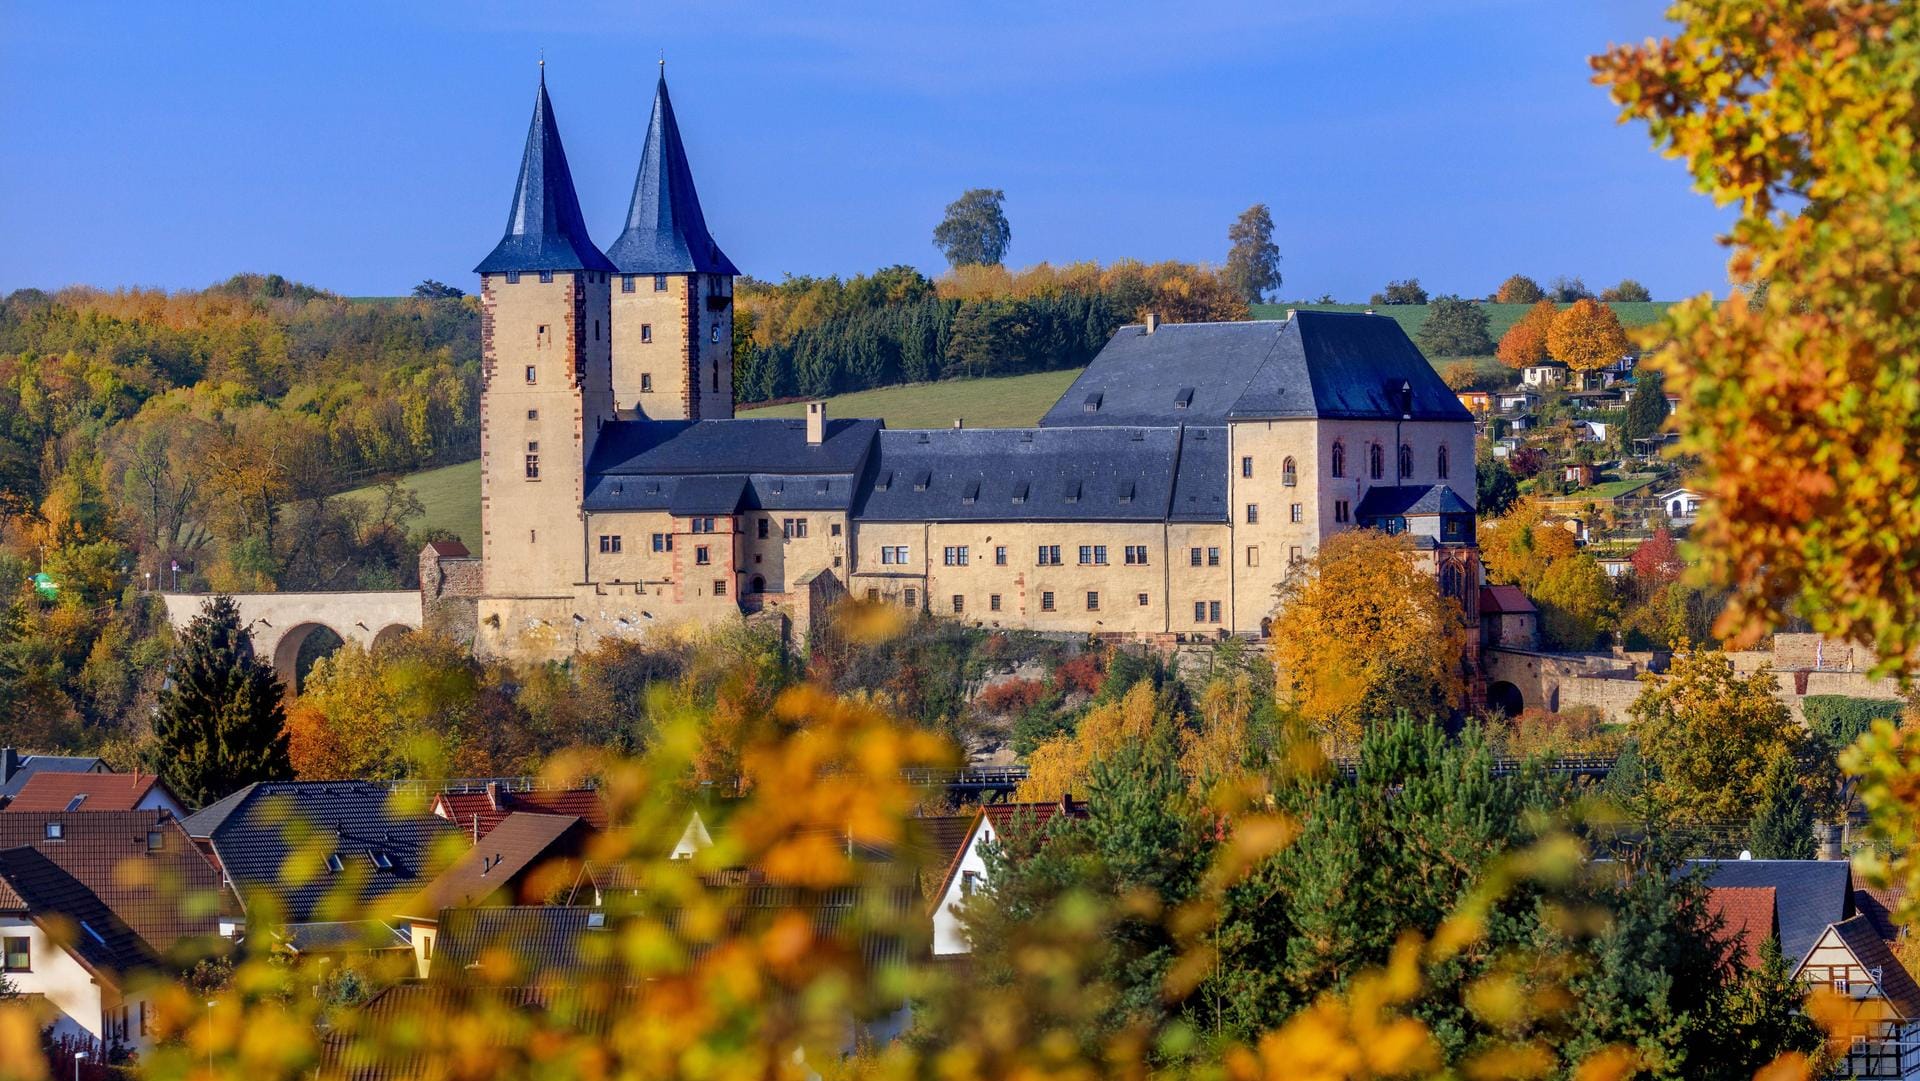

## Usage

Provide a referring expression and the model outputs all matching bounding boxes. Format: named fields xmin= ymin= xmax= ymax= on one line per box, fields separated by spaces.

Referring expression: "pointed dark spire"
xmin=606 ymin=73 xmax=739 ymax=276
xmin=475 ymin=71 xmax=615 ymax=275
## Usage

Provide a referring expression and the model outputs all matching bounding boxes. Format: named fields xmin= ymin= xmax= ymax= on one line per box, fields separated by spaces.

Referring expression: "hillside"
xmin=1249 ymin=301 xmax=1671 ymax=345
xmin=341 ymin=368 xmax=1086 ymax=553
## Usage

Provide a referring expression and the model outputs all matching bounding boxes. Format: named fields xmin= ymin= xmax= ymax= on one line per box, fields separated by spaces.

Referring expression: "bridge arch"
xmin=1485 ymin=680 xmax=1525 ymax=718
xmin=159 ymin=590 xmax=424 ymax=695
xmin=371 ymin=623 xmax=412 ymax=651
xmin=272 ymin=622 xmax=346 ymax=691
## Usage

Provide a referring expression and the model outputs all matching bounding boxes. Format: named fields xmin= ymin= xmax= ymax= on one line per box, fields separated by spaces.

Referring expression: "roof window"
xmin=587 ymin=911 xmax=607 ymax=928
xmin=875 ymin=471 xmax=892 ymax=491
xmin=368 ymin=850 xmax=394 ymax=871
xmin=1064 ymin=480 xmax=1081 ymax=504
xmin=962 ymin=480 xmax=980 ymax=505
xmin=80 ymin=921 xmax=106 ymax=947
xmin=815 ymin=479 xmax=829 ymax=494
xmin=325 ymin=853 xmax=345 ymax=873
xmin=1174 ymin=387 xmax=1194 ymax=409
xmin=1012 ymin=482 xmax=1029 ymax=505
xmin=1082 ymin=393 xmax=1103 ymax=413
xmin=1118 ymin=481 xmax=1135 ymax=504
xmin=64 ymin=795 xmax=86 ymax=812
xmin=912 ymin=471 xmax=931 ymax=492
xmin=916 ymin=432 xmax=931 ymax=444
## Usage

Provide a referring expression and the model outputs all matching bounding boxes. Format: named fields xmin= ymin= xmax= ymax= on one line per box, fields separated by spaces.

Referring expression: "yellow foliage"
xmin=1014 ymin=681 xmax=1163 ymax=802
xmin=1546 ymin=299 xmax=1629 ymax=373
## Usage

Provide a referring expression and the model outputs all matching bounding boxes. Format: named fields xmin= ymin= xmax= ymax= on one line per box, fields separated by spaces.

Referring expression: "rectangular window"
xmin=1079 ymin=544 xmax=1092 ymax=565
xmin=691 ymin=517 xmax=717 ymax=534
xmin=140 ymin=1000 xmax=149 ymax=1037
xmin=1210 ymin=601 xmax=1222 ymax=623
xmin=990 ymin=594 xmax=1002 ymax=612
xmin=2 ymin=937 xmax=26 ymax=972
xmin=524 ymin=442 xmax=540 ymax=480
xmin=1291 ymin=503 xmax=1304 ymax=523
xmin=696 ymin=546 xmax=711 ymax=565
xmin=880 ymin=545 xmax=911 ymax=565
xmin=651 ymin=533 xmax=672 ymax=552
xmin=1086 ymin=591 xmax=1100 ymax=611
xmin=1189 ymin=547 xmax=1202 ymax=567
xmin=1041 ymin=591 xmax=1056 ymax=612
xmin=783 ymin=518 xmax=809 ymax=539
xmin=641 ymin=373 xmax=653 ymax=392
xmin=1241 ymin=456 xmax=1253 ymax=478
xmin=758 ymin=518 xmax=770 ymax=539
xmin=867 ymin=588 xmax=879 ymax=602
xmin=622 ymin=274 xmax=636 ymax=293
xmin=1290 ymin=545 xmax=1303 ymax=564
xmin=654 ymin=273 xmax=668 ymax=291
xmin=943 ymin=546 xmax=969 ymax=566
xmin=952 ymin=594 xmax=965 ymax=614
xmin=713 ymin=578 xmax=727 ymax=597
xmin=526 ymin=408 xmax=538 ymax=420
xmin=1124 ymin=545 xmax=1148 ymax=565
xmin=1335 ymin=500 xmax=1350 ymax=524
xmin=598 ymin=535 xmax=622 ymax=554
xmin=1246 ymin=504 xmax=1259 ymax=524
xmin=1037 ymin=545 xmax=1062 ymax=566
xmin=994 ymin=546 xmax=1007 ymax=566
xmin=641 ymin=323 xmax=653 ymax=344
xmin=1137 ymin=592 xmax=1150 ymax=607
xmin=1207 ymin=547 xmax=1221 ymax=567
xmin=1247 ymin=546 xmax=1259 ymax=567
xmin=525 ymin=364 xmax=537 ymax=384
xmin=1092 ymin=545 xmax=1108 ymax=565
xmin=539 ymin=270 xmax=554 ymax=283
xmin=505 ymin=271 xmax=520 ymax=284
xmin=903 ymin=588 xmax=918 ymax=608
xmin=1194 ymin=601 xmax=1206 ymax=623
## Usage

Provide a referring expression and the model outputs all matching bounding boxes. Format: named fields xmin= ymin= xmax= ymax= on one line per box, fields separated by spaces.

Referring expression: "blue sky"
xmin=0 ymin=2 xmax=1728 ymax=301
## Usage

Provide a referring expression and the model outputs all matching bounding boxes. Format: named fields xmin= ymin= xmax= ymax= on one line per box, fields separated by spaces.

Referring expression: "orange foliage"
xmin=1547 ymin=298 xmax=1630 ymax=372
xmin=1053 ymin=653 xmax=1104 ymax=696
xmin=1495 ymin=300 xmax=1556 ymax=369
xmin=976 ymin=677 xmax=1048 ymax=715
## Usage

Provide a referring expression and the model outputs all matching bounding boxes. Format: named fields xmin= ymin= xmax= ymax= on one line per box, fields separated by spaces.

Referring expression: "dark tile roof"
xmin=1354 ymin=484 xmax=1476 ymax=519
xmin=5 ymin=771 xmax=171 ymax=813
xmin=474 ymin=73 xmax=615 ymax=275
xmin=1041 ymin=312 xmax=1471 ymax=428
xmin=1688 ymin=859 xmax=1854 ymax=963
xmin=429 ymin=905 xmax=611 ymax=985
xmin=605 ymin=75 xmax=739 ymax=276
xmin=909 ymin=815 xmax=975 ymax=876
xmin=1478 ymin=584 xmax=1537 ymax=616
xmin=585 ymin=417 xmax=880 ymax=479
xmin=0 ymin=846 xmax=154 ymax=982
xmin=319 ymin=983 xmax=643 ymax=1081
xmin=0 ymin=752 xmax=106 ymax=799
xmin=0 ymin=811 xmax=228 ymax=955
xmin=1707 ymin=886 xmax=1776 ymax=970
xmin=851 ymin=425 xmax=1226 ymax=524
xmin=584 ymin=471 xmax=862 ymax=515
xmin=1855 ymin=885 xmax=1906 ymax=945
xmin=433 ymin=787 xmax=608 ymax=840
xmin=277 ymin=919 xmax=413 ymax=954
xmin=400 ymin=813 xmax=589 ymax=918
xmin=1830 ymin=914 xmax=1920 ymax=1017
xmin=188 ymin=782 xmax=463 ymax=925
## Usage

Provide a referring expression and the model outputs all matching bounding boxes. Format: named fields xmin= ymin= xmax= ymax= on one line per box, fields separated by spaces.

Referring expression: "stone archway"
xmin=370 ymin=623 xmax=412 ymax=651
xmin=271 ymin=622 xmax=347 ymax=692
xmin=1486 ymin=680 xmax=1525 ymax=718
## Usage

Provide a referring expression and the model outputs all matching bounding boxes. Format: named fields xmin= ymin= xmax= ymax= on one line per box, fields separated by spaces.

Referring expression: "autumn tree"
xmin=1414 ymin=295 xmax=1493 ymax=357
xmin=1630 ymin=648 xmax=1809 ymax=822
xmin=1533 ymin=552 xmax=1617 ymax=650
xmin=150 ymin=595 xmax=292 ymax=807
xmin=1269 ymin=529 xmax=1466 ymax=747
xmin=1495 ymin=299 xmax=1557 ymax=369
xmin=1594 ymin=1 xmax=1920 ymax=665
xmin=1224 ymin=203 xmax=1282 ymax=304
xmin=932 ymin=188 xmax=1012 ymax=267
xmin=1440 ymin=359 xmax=1479 ymax=390
xmin=1479 ymin=499 xmax=1577 ymax=593
xmin=1630 ymin=527 xmax=1683 ymax=588
xmin=1495 ymin=274 xmax=1546 ymax=304
xmin=1015 ymin=681 xmax=1164 ymax=803
xmin=1546 ymin=297 xmax=1630 ymax=373
xmin=1601 ymin=278 xmax=1651 ymax=302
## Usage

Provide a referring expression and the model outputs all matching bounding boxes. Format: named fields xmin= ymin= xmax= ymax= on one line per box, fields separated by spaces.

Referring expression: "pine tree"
xmin=151 ymin=595 xmax=292 ymax=807
xmin=1748 ymin=751 xmax=1815 ymax=859
xmin=1623 ymin=369 xmax=1670 ymax=444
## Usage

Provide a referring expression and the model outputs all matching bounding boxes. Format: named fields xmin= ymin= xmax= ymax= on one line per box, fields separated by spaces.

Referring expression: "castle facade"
xmin=451 ymin=71 xmax=1481 ymax=661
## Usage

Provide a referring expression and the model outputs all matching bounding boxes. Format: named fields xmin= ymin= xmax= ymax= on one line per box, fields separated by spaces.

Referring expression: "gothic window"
xmin=1282 ymin=457 xmax=1296 ymax=486
xmin=1370 ymin=444 xmax=1385 ymax=480
xmin=1399 ymin=443 xmax=1413 ymax=478
xmin=1438 ymin=445 xmax=1450 ymax=479
xmin=1330 ymin=443 xmax=1345 ymax=478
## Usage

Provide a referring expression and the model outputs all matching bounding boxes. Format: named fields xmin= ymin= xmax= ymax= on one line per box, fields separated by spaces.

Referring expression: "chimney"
xmin=0 ymin=748 xmax=15 ymax=785
xmin=953 ymin=418 xmax=964 ymax=429
xmin=1144 ymin=313 xmax=1160 ymax=335
xmin=1058 ymin=792 xmax=1074 ymax=815
xmin=806 ymin=400 xmax=826 ymax=446
xmin=485 ymin=781 xmax=506 ymax=812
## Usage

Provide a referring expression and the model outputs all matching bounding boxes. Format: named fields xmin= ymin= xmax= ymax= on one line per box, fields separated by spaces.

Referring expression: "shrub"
xmin=1803 ymin=695 xmax=1903 ymax=752
xmin=1054 ymin=654 xmax=1105 ymax=697
xmin=978 ymin=677 xmax=1049 ymax=715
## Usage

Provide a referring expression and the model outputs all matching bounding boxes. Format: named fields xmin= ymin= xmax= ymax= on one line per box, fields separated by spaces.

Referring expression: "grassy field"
xmin=740 ymin=368 xmax=1083 ymax=429
xmin=339 ymin=459 xmax=484 ymax=555
xmin=1249 ymin=301 xmax=1671 ymax=345
xmin=339 ymin=368 xmax=1086 ymax=552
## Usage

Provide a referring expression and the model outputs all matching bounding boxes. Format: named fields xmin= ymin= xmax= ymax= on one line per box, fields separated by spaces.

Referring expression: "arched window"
xmin=1437 ymin=445 xmax=1450 ymax=479
xmin=1330 ymin=443 xmax=1345 ymax=478
xmin=1399 ymin=443 xmax=1413 ymax=478
xmin=750 ymin=574 xmax=766 ymax=594
xmin=1440 ymin=563 xmax=1463 ymax=600
xmin=1282 ymin=456 xmax=1297 ymax=487
xmin=1369 ymin=444 xmax=1385 ymax=480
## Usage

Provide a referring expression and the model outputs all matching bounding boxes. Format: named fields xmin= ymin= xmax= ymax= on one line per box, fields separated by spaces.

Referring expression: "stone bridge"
xmin=160 ymin=591 xmax=423 ymax=688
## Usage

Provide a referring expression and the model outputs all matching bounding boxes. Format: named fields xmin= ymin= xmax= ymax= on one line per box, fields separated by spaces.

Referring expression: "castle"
xmin=437 ymin=69 xmax=1482 ymax=661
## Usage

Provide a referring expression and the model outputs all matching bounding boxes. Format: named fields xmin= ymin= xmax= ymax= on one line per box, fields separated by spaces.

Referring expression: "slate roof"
xmin=852 ymin=426 xmax=1226 ymax=524
xmin=605 ymin=75 xmax=739 ymax=276
xmin=1354 ymin=484 xmax=1476 ymax=519
xmin=429 ymin=905 xmax=611 ymax=984
xmin=0 ymin=846 xmax=154 ymax=983
xmin=587 ymin=418 xmax=879 ymax=477
xmin=1041 ymin=312 xmax=1471 ymax=428
xmin=474 ymin=72 xmax=615 ymax=275
xmin=5 ymin=771 xmax=173 ymax=813
xmin=277 ymin=920 xmax=413 ymax=954
xmin=1829 ymin=914 xmax=1920 ymax=1017
xmin=400 ymin=813 xmax=589 ymax=918
xmin=0 ymin=752 xmax=106 ymax=800
xmin=1478 ymin=584 xmax=1537 ymax=616
xmin=1855 ymin=885 xmax=1906 ymax=946
xmin=433 ymin=787 xmax=608 ymax=840
xmin=1708 ymin=886 xmax=1777 ymax=970
xmin=0 ymin=811 xmax=229 ymax=955
xmin=185 ymin=782 xmax=464 ymax=925
xmin=1689 ymin=859 xmax=1854 ymax=963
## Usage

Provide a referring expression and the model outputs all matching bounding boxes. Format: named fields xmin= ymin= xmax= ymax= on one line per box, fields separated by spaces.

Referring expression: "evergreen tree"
xmin=1415 ymin=295 xmax=1494 ymax=357
xmin=1476 ymin=455 xmax=1519 ymax=517
xmin=1624 ymin=369 xmax=1670 ymax=444
xmin=151 ymin=595 xmax=292 ymax=807
xmin=1714 ymin=936 xmax=1823 ymax=1075
xmin=1224 ymin=204 xmax=1283 ymax=304
xmin=1748 ymin=751 xmax=1815 ymax=859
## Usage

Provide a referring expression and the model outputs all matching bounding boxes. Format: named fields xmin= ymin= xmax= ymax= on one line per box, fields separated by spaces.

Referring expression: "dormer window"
xmin=1083 ymin=393 xmax=1103 ymax=413
xmin=539 ymin=270 xmax=554 ymax=284
xmin=325 ymin=853 xmax=345 ymax=873
xmin=1064 ymin=480 xmax=1081 ymax=503
xmin=1012 ymin=482 xmax=1029 ymax=504
xmin=1174 ymin=387 xmax=1194 ymax=410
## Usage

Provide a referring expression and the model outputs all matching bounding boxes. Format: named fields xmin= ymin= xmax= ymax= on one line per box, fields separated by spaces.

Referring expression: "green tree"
xmin=1476 ymin=455 xmax=1519 ymax=518
xmin=1224 ymin=204 xmax=1282 ymax=304
xmin=1715 ymin=936 xmax=1822 ymax=1075
xmin=1601 ymin=279 xmax=1652 ymax=302
xmin=932 ymin=188 xmax=1012 ymax=268
xmin=1495 ymin=274 xmax=1546 ymax=304
xmin=1370 ymin=279 xmax=1428 ymax=305
xmin=410 ymin=279 xmax=465 ymax=299
xmin=1414 ymin=295 xmax=1493 ymax=357
xmin=1622 ymin=369 xmax=1670 ymax=445
xmin=1631 ymin=649 xmax=1809 ymax=822
xmin=150 ymin=595 xmax=292 ymax=807
xmin=1535 ymin=553 xmax=1617 ymax=650
xmin=1549 ymin=274 xmax=1594 ymax=301
xmin=1749 ymin=750 xmax=1815 ymax=859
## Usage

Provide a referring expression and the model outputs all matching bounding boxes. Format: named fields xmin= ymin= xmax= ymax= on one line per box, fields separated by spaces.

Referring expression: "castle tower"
xmin=474 ymin=68 xmax=616 ymax=596
xmin=605 ymin=69 xmax=739 ymax=421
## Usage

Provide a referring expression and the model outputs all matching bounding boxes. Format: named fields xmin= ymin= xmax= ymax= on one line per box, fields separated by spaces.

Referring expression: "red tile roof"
xmin=1709 ymin=886 xmax=1777 ymax=970
xmin=432 ymin=786 xmax=608 ymax=840
xmin=398 ymin=813 xmax=590 ymax=919
xmin=5 ymin=771 xmax=171 ymax=813
xmin=1479 ymin=584 xmax=1537 ymax=616
xmin=0 ymin=811 xmax=230 ymax=957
